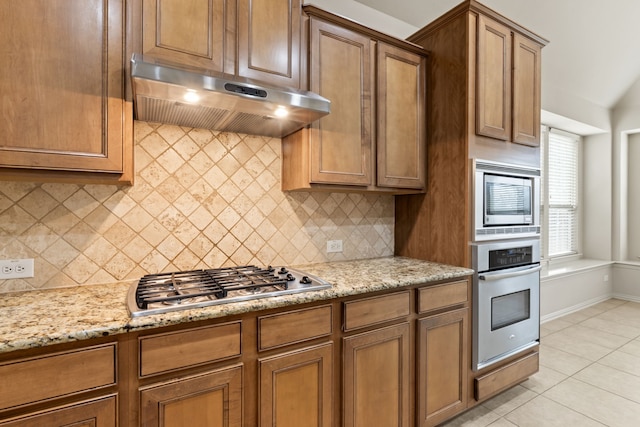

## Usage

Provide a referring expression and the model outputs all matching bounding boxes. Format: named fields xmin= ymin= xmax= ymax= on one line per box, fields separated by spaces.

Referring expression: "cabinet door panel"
xmin=0 ymin=395 xmax=116 ymax=427
xmin=142 ymin=0 xmax=233 ymax=74
xmin=308 ymin=18 xmax=373 ymax=186
xmin=343 ymin=323 xmax=410 ymax=427
xmin=0 ymin=0 xmax=125 ymax=173
xmin=512 ymin=33 xmax=541 ymax=146
xmin=259 ymin=343 xmax=332 ymax=427
xmin=377 ymin=42 xmax=426 ymax=189
xmin=139 ymin=365 xmax=242 ymax=427
xmin=417 ymin=308 xmax=468 ymax=427
xmin=238 ymin=0 xmax=300 ymax=88
xmin=476 ymin=15 xmax=512 ymax=141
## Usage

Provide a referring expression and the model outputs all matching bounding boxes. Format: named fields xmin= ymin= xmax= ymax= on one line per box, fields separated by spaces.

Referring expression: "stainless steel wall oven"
xmin=472 ymin=239 xmax=541 ymax=371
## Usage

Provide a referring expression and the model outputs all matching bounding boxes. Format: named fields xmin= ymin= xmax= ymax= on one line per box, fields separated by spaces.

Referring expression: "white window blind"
xmin=545 ymin=129 xmax=579 ymax=257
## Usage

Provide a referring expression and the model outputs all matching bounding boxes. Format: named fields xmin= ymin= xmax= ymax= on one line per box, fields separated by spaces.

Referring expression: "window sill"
xmin=541 ymin=258 xmax=613 ymax=280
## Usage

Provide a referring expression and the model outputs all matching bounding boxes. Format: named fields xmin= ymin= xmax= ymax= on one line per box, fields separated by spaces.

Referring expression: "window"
xmin=541 ymin=126 xmax=580 ymax=258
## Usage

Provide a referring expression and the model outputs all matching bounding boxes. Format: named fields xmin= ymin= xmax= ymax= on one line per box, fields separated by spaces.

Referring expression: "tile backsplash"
xmin=0 ymin=122 xmax=394 ymax=293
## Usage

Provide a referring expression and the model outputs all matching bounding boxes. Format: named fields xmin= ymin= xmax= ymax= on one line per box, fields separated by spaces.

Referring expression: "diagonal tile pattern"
xmin=0 ymin=121 xmax=394 ymax=292
xmin=442 ymin=299 xmax=640 ymax=427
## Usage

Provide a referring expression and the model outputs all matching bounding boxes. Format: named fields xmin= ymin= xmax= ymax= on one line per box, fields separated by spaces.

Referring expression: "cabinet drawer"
xmin=474 ymin=351 xmax=539 ymax=401
xmin=259 ymin=305 xmax=332 ymax=351
xmin=0 ymin=344 xmax=116 ymax=411
xmin=140 ymin=322 xmax=241 ymax=377
xmin=418 ymin=280 xmax=468 ymax=314
xmin=344 ymin=291 xmax=410 ymax=331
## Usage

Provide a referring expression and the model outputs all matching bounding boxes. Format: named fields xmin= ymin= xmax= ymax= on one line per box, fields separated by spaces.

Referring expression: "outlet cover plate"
xmin=327 ymin=240 xmax=343 ymax=253
xmin=0 ymin=259 xmax=34 ymax=279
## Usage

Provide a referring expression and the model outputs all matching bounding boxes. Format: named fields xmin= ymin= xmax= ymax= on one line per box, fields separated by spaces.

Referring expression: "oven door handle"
xmin=478 ymin=265 xmax=541 ymax=281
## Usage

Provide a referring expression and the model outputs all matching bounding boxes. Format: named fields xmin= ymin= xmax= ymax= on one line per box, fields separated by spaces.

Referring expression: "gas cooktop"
xmin=127 ymin=265 xmax=331 ymax=317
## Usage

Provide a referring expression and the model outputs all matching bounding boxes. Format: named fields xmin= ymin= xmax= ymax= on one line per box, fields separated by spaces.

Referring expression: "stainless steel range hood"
xmin=130 ymin=54 xmax=330 ymax=138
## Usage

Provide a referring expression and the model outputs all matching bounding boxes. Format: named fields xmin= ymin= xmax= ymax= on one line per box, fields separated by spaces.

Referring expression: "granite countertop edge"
xmin=0 ymin=257 xmax=473 ymax=354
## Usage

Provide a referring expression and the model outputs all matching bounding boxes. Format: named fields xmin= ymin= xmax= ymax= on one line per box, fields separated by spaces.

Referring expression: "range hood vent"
xmin=130 ymin=54 xmax=330 ymax=138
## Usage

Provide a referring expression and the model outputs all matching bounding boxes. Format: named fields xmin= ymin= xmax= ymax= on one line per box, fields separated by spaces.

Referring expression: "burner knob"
xmin=300 ymin=276 xmax=312 ymax=285
xmin=278 ymin=267 xmax=289 ymax=275
xmin=267 ymin=265 xmax=275 ymax=272
xmin=286 ymin=273 xmax=295 ymax=281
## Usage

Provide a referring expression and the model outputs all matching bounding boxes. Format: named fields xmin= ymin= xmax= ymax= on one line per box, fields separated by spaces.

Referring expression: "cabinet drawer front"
xmin=474 ymin=351 xmax=539 ymax=401
xmin=344 ymin=291 xmax=410 ymax=331
xmin=259 ymin=305 xmax=332 ymax=351
xmin=0 ymin=344 xmax=116 ymax=411
xmin=418 ymin=280 xmax=469 ymax=314
xmin=140 ymin=322 xmax=241 ymax=377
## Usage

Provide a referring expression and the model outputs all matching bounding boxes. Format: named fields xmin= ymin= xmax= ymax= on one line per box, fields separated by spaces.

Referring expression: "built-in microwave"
xmin=474 ymin=159 xmax=541 ymax=241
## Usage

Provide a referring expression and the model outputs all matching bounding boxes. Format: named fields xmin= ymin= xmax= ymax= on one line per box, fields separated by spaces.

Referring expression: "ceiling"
xmin=355 ymin=0 xmax=640 ymax=112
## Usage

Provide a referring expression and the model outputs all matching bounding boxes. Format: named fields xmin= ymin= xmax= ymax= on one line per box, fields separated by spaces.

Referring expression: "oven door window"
xmin=491 ymin=289 xmax=530 ymax=330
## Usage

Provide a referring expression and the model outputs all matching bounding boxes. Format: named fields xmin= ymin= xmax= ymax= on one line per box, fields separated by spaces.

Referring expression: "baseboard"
xmin=611 ymin=292 xmax=640 ymax=304
xmin=540 ymin=294 xmax=614 ymax=323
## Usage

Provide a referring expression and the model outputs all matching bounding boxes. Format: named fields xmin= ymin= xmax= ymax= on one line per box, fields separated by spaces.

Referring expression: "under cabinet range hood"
xmin=130 ymin=54 xmax=330 ymax=138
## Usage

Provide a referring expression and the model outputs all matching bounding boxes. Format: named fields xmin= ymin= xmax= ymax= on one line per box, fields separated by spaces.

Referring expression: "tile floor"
xmin=442 ymin=299 xmax=640 ymax=427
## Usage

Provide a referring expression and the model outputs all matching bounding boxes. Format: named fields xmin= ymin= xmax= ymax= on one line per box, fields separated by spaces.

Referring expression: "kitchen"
xmin=1 ymin=0 xmax=640 ymax=426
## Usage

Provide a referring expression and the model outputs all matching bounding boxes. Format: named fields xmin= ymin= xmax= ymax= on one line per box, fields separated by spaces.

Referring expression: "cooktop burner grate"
xmin=129 ymin=265 xmax=331 ymax=317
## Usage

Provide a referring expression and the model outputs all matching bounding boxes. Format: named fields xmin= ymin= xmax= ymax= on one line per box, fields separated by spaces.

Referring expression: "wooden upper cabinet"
xmin=308 ymin=17 xmax=374 ymax=186
xmin=141 ymin=0 xmax=301 ymax=88
xmin=238 ymin=0 xmax=301 ymax=89
xmin=281 ymin=7 xmax=427 ymax=193
xmin=512 ymin=33 xmax=542 ymax=146
xmin=377 ymin=42 xmax=426 ymax=189
xmin=141 ymin=0 xmax=235 ymax=75
xmin=476 ymin=14 xmax=512 ymax=141
xmin=476 ymin=14 xmax=543 ymax=147
xmin=0 ymin=0 xmax=132 ymax=180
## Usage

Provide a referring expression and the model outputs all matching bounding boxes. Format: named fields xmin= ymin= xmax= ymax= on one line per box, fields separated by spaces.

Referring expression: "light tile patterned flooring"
xmin=442 ymin=299 xmax=640 ymax=427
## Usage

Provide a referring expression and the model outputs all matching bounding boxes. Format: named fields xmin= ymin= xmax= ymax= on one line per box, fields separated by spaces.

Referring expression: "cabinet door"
xmin=140 ymin=365 xmax=242 ymax=427
xmin=512 ymin=33 xmax=542 ymax=146
xmin=308 ymin=18 xmax=374 ymax=186
xmin=476 ymin=14 xmax=512 ymax=141
xmin=376 ymin=42 xmax=426 ymax=189
xmin=343 ymin=323 xmax=410 ymax=427
xmin=237 ymin=0 xmax=301 ymax=88
xmin=259 ymin=343 xmax=332 ymax=427
xmin=0 ymin=395 xmax=116 ymax=427
xmin=141 ymin=0 xmax=235 ymax=75
xmin=0 ymin=0 xmax=127 ymax=173
xmin=417 ymin=308 xmax=468 ymax=427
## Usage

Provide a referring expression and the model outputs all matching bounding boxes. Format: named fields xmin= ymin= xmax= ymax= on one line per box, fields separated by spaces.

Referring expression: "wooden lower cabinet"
xmin=417 ymin=308 xmax=469 ymax=427
xmin=343 ymin=322 xmax=411 ymax=427
xmin=0 ymin=395 xmax=116 ymax=427
xmin=259 ymin=343 xmax=333 ymax=427
xmin=139 ymin=365 xmax=243 ymax=427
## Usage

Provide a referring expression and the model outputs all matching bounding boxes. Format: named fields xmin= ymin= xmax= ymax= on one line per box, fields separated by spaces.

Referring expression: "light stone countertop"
xmin=0 ymin=256 xmax=473 ymax=354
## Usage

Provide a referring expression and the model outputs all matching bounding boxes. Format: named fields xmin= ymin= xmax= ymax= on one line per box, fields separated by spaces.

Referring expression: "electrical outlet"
xmin=604 ymin=274 xmax=609 ymax=282
xmin=0 ymin=259 xmax=34 ymax=279
xmin=327 ymin=240 xmax=343 ymax=253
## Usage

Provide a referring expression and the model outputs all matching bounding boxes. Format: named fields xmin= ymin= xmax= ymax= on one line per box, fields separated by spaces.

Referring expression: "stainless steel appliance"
xmin=474 ymin=160 xmax=541 ymax=241
xmin=130 ymin=54 xmax=331 ymax=138
xmin=127 ymin=265 xmax=331 ymax=317
xmin=472 ymin=239 xmax=541 ymax=371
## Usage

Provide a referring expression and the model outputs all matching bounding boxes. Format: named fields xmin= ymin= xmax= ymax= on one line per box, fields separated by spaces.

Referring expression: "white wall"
xmin=541 ymin=265 xmax=613 ymax=321
xmin=613 ymin=263 xmax=640 ymax=302
xmin=303 ymin=0 xmax=417 ymax=38
xmin=582 ymin=133 xmax=613 ymax=260
xmin=628 ymin=133 xmax=640 ymax=261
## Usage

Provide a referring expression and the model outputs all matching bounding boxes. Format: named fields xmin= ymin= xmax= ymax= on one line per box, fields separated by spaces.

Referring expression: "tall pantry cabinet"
xmin=395 ymin=0 xmax=547 ymax=267
xmin=394 ymin=0 xmax=547 ymax=411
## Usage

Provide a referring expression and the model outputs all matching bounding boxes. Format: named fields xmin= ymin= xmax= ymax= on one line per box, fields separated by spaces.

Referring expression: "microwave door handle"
xmin=478 ymin=265 xmax=542 ymax=281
